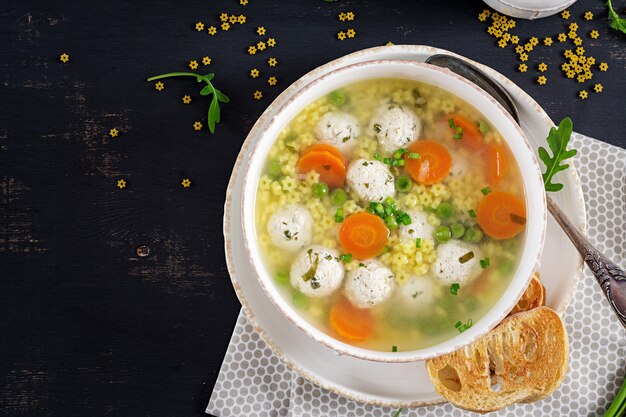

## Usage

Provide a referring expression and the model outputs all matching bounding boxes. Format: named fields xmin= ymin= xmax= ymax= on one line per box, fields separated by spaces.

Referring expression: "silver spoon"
xmin=425 ymin=54 xmax=626 ymax=328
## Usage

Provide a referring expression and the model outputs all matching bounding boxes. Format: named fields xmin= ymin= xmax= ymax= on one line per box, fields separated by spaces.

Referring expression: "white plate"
xmin=222 ymin=45 xmax=586 ymax=408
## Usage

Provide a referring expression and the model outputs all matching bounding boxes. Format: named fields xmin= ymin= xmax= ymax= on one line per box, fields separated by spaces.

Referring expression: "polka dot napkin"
xmin=207 ymin=132 xmax=626 ymax=417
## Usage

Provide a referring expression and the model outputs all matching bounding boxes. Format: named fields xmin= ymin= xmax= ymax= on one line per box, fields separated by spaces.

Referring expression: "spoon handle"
xmin=546 ymin=196 xmax=626 ymax=328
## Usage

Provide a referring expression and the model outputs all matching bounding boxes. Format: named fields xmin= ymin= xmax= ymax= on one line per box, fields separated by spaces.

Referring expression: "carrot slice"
xmin=405 ymin=140 xmax=452 ymax=185
xmin=477 ymin=191 xmax=526 ymax=240
xmin=339 ymin=212 xmax=389 ymax=259
xmin=301 ymin=144 xmax=347 ymax=166
xmin=297 ymin=150 xmax=346 ymax=188
xmin=447 ymin=114 xmax=483 ymax=150
xmin=484 ymin=143 xmax=509 ymax=186
xmin=329 ymin=297 xmax=374 ymax=342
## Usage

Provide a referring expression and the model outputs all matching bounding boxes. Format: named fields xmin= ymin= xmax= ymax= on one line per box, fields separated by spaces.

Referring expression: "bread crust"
xmin=509 ymin=272 xmax=546 ymax=316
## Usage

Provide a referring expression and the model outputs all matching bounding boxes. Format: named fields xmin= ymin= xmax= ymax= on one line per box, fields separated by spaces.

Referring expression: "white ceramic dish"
xmin=482 ymin=0 xmax=576 ymax=19
xmin=223 ymin=45 xmax=586 ymax=407
xmin=240 ymin=60 xmax=547 ymax=363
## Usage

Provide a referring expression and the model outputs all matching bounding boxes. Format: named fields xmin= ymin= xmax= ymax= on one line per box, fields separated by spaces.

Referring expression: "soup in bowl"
xmin=242 ymin=60 xmax=546 ymax=362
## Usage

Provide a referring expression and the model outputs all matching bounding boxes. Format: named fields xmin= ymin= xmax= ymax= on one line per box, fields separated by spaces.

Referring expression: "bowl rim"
xmin=240 ymin=59 xmax=547 ymax=363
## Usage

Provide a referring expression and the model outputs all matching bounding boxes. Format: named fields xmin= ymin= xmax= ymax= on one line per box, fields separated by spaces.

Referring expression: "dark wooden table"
xmin=1 ymin=0 xmax=624 ymax=416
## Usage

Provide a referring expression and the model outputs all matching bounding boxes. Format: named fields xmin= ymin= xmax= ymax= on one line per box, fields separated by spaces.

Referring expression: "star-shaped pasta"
xmin=510 ymin=35 xmax=519 ymax=44
xmin=195 ymin=22 xmax=205 ymax=31
xmin=339 ymin=12 xmax=347 ymax=22
xmin=524 ymin=43 xmax=533 ymax=52
xmin=248 ymin=45 xmax=257 ymax=55
xmin=573 ymin=37 xmax=583 ymax=46
xmin=189 ymin=60 xmax=199 ymax=70
xmin=558 ymin=33 xmax=567 ymax=42
xmin=117 ymin=179 xmax=126 ymax=189
xmin=518 ymin=63 xmax=528 ymax=72
xmin=590 ymin=30 xmax=599 ymax=39
xmin=59 ymin=53 xmax=70 ymax=63
xmin=155 ymin=81 xmax=165 ymax=91
xmin=515 ymin=45 xmax=524 ymax=54
xmin=578 ymin=90 xmax=588 ymax=99
xmin=221 ymin=22 xmax=230 ymax=31
xmin=219 ymin=13 xmax=228 ymax=22
xmin=228 ymin=15 xmax=237 ymax=24
xmin=576 ymin=47 xmax=585 ymax=56
xmin=584 ymin=11 xmax=593 ymax=20
xmin=568 ymin=31 xmax=577 ymax=39
xmin=566 ymin=70 xmax=575 ymax=78
xmin=238 ymin=15 xmax=246 ymax=24
xmin=346 ymin=29 xmax=356 ymax=38
xmin=250 ymin=68 xmax=260 ymax=78
xmin=599 ymin=62 xmax=608 ymax=71
xmin=253 ymin=90 xmax=263 ymax=100
xmin=257 ymin=41 xmax=266 ymax=51
xmin=519 ymin=53 xmax=528 ymax=62
xmin=257 ymin=26 xmax=266 ymax=36
xmin=561 ymin=63 xmax=570 ymax=71
xmin=543 ymin=37 xmax=553 ymax=46
xmin=577 ymin=74 xmax=585 ymax=83
xmin=181 ymin=179 xmax=192 ymax=188
xmin=109 ymin=128 xmax=119 ymax=137
xmin=267 ymin=38 xmax=276 ymax=47
xmin=529 ymin=37 xmax=539 ymax=46
xmin=207 ymin=26 xmax=217 ymax=35
xmin=587 ymin=57 xmax=596 ymax=65
xmin=561 ymin=10 xmax=570 ymax=19
xmin=182 ymin=95 xmax=192 ymax=104
xmin=386 ymin=41 xmax=394 ymax=46
xmin=193 ymin=121 xmax=203 ymax=131
xmin=337 ymin=31 xmax=346 ymax=41
xmin=498 ymin=39 xmax=507 ymax=48
xmin=537 ymin=76 xmax=547 ymax=85
xmin=593 ymin=83 xmax=603 ymax=93
xmin=202 ymin=56 xmax=211 ymax=65
xmin=345 ymin=12 xmax=355 ymax=21
xmin=240 ymin=0 xmax=248 ymax=5
xmin=267 ymin=57 xmax=277 ymax=67
xmin=268 ymin=76 xmax=277 ymax=86
xmin=538 ymin=62 xmax=547 ymax=72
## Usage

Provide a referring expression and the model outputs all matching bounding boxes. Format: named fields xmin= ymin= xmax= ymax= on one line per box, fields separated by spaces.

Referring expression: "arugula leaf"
xmin=146 ymin=72 xmax=229 ymax=134
xmin=607 ymin=0 xmax=626 ymax=35
xmin=538 ymin=117 xmax=577 ymax=192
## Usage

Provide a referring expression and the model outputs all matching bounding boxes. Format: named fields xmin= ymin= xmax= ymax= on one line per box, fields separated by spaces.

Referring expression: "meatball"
xmin=432 ymin=241 xmax=482 ymax=285
xmin=398 ymin=275 xmax=436 ymax=308
xmin=267 ymin=205 xmax=313 ymax=252
xmin=399 ymin=209 xmax=434 ymax=242
xmin=344 ymin=260 xmax=395 ymax=308
xmin=346 ymin=159 xmax=395 ymax=202
xmin=290 ymin=246 xmax=345 ymax=297
xmin=315 ymin=111 xmax=361 ymax=153
xmin=370 ymin=105 xmax=422 ymax=153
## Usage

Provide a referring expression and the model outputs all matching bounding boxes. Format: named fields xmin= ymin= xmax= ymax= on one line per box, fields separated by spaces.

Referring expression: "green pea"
xmin=328 ymin=90 xmax=347 ymax=107
xmin=434 ymin=225 xmax=451 ymax=243
xmin=499 ymin=259 xmax=515 ymax=274
xmin=292 ymin=291 xmax=310 ymax=309
xmin=385 ymin=215 xmax=398 ymax=230
xmin=450 ymin=223 xmax=465 ymax=239
xmin=395 ymin=175 xmax=412 ymax=193
xmin=312 ymin=182 xmax=329 ymax=198
xmin=266 ymin=160 xmax=282 ymax=180
xmin=436 ymin=202 xmax=455 ymax=219
xmin=329 ymin=188 xmax=347 ymax=206
xmin=462 ymin=226 xmax=483 ymax=243
xmin=275 ymin=271 xmax=290 ymax=285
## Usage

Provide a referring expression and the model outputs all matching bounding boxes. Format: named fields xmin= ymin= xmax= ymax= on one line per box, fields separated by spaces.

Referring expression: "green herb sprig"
xmin=146 ymin=72 xmax=230 ymax=133
xmin=538 ymin=117 xmax=577 ymax=192
xmin=607 ymin=0 xmax=626 ymax=35
xmin=604 ymin=376 xmax=626 ymax=417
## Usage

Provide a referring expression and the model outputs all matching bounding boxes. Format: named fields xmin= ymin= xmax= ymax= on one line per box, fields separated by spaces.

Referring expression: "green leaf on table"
xmin=607 ymin=0 xmax=626 ymax=34
xmin=538 ymin=117 xmax=577 ymax=192
xmin=200 ymin=85 xmax=213 ymax=96
xmin=208 ymin=96 xmax=220 ymax=133
xmin=215 ymin=89 xmax=230 ymax=103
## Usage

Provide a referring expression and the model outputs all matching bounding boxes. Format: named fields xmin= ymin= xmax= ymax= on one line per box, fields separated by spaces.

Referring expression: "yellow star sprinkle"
xmin=248 ymin=45 xmax=257 ymax=55
xmin=524 ymin=43 xmax=533 ymax=52
xmin=593 ymin=83 xmax=603 ymax=93
xmin=584 ymin=70 xmax=593 ymax=80
xmin=576 ymin=47 xmax=585 ymax=56
xmin=487 ymin=27 xmax=495 ymax=35
xmin=569 ymin=23 xmax=578 ymax=31
xmin=518 ymin=63 xmax=528 ymax=72
xmin=267 ymin=38 xmax=276 ymax=47
xmin=493 ymin=29 xmax=503 ymax=38
xmin=253 ymin=90 xmax=263 ymax=100
xmin=117 ymin=179 xmax=126 ymax=189
xmin=579 ymin=90 xmax=588 ymax=99
xmin=202 ymin=56 xmax=211 ymax=66
xmin=257 ymin=41 xmax=266 ymax=51
xmin=508 ymin=19 xmax=516 ymax=28
xmin=568 ymin=31 xmax=577 ymax=39
xmin=519 ymin=53 xmax=528 ymax=62
xmin=346 ymin=12 xmax=355 ymax=21
xmin=529 ymin=37 xmax=539 ymax=46
xmin=561 ymin=63 xmax=570 ymax=71
xmin=237 ymin=15 xmax=246 ymax=24
xmin=572 ymin=37 xmax=582 ymax=46
xmin=182 ymin=95 xmax=192 ymax=104
xmin=590 ymin=30 xmax=599 ymax=39
xmin=189 ymin=60 xmax=199 ymax=70
xmin=558 ymin=33 xmax=567 ymax=42
xmin=346 ymin=29 xmax=356 ymax=38
xmin=240 ymin=0 xmax=248 ymax=5
xmin=566 ymin=70 xmax=575 ymax=78
xmin=543 ymin=37 xmax=553 ymax=46
xmin=193 ymin=121 xmax=203 ymax=131
xmin=478 ymin=13 xmax=487 ymax=22
xmin=498 ymin=39 xmax=507 ymax=48
xmin=385 ymin=41 xmax=394 ymax=46
xmin=538 ymin=62 xmax=547 ymax=72
xmin=561 ymin=10 xmax=570 ymax=19
xmin=268 ymin=76 xmax=277 ymax=86
xmin=59 ymin=53 xmax=70 ymax=63
xmin=195 ymin=22 xmax=205 ymax=31
xmin=577 ymin=74 xmax=586 ymax=83
xmin=587 ymin=57 xmax=596 ymax=65
xmin=109 ymin=128 xmax=119 ymax=137
xmin=511 ymin=35 xmax=519 ymax=44
xmin=584 ymin=11 xmax=593 ymax=20
xmin=268 ymin=57 xmax=277 ymax=67
xmin=155 ymin=81 xmax=165 ymax=91
xmin=339 ymin=12 xmax=347 ymax=21
xmin=337 ymin=31 xmax=346 ymax=41
xmin=219 ymin=13 xmax=228 ymax=22
xmin=221 ymin=22 xmax=230 ymax=31
xmin=257 ymin=27 xmax=266 ymax=36
xmin=250 ymin=68 xmax=260 ymax=78
xmin=515 ymin=45 xmax=524 ymax=54
xmin=228 ymin=15 xmax=237 ymax=24
xmin=181 ymin=179 xmax=192 ymax=188
xmin=207 ymin=26 xmax=217 ymax=35
xmin=564 ymin=50 xmax=574 ymax=58
xmin=537 ymin=76 xmax=547 ymax=85
xmin=599 ymin=62 xmax=608 ymax=71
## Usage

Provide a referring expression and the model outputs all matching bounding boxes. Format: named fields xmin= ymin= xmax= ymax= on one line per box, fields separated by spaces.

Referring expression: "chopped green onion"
xmin=434 ymin=225 xmax=451 ymax=243
xmin=459 ymin=251 xmax=475 ymax=264
xmin=449 ymin=283 xmax=460 ymax=295
xmin=454 ymin=319 xmax=473 ymax=333
xmin=393 ymin=150 xmax=403 ymax=160
xmin=450 ymin=223 xmax=465 ymax=239
xmin=480 ymin=257 xmax=491 ymax=269
xmin=328 ymin=90 xmax=347 ymax=107
xmin=359 ymin=262 xmax=365 ymax=267
xmin=453 ymin=132 xmax=463 ymax=140
xmin=424 ymin=206 xmax=436 ymax=213
xmin=398 ymin=213 xmax=412 ymax=225
xmin=415 ymin=238 xmax=422 ymax=248
xmin=392 ymin=409 xmax=404 ymax=417
xmin=330 ymin=188 xmax=347 ymax=206
xmin=276 ymin=271 xmax=290 ymax=285
xmin=339 ymin=253 xmax=352 ymax=263
xmin=385 ymin=214 xmax=398 ymax=229
xmin=392 ymin=345 xmax=398 ymax=352
xmin=478 ymin=121 xmax=490 ymax=134
xmin=448 ymin=118 xmax=455 ymax=128
xmin=334 ymin=208 xmax=344 ymax=223
xmin=481 ymin=186 xmax=491 ymax=195
xmin=266 ymin=160 xmax=282 ymax=179
xmin=397 ymin=159 xmax=405 ymax=167
xmin=395 ymin=175 xmax=413 ymax=193
xmin=383 ymin=157 xmax=393 ymax=165
xmin=436 ymin=202 xmax=455 ymax=219
xmin=373 ymin=153 xmax=382 ymax=161
xmin=463 ymin=226 xmax=483 ymax=243
xmin=312 ymin=182 xmax=329 ymax=198
xmin=468 ymin=209 xmax=477 ymax=218
xmin=409 ymin=152 xmax=420 ymax=159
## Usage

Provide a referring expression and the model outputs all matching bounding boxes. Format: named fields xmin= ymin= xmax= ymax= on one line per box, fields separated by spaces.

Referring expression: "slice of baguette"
xmin=509 ymin=272 xmax=546 ymax=316
xmin=426 ymin=307 xmax=568 ymax=413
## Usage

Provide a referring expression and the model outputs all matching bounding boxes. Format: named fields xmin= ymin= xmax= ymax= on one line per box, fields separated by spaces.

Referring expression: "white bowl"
xmin=241 ymin=60 xmax=547 ymax=363
xmin=482 ymin=0 xmax=577 ymax=19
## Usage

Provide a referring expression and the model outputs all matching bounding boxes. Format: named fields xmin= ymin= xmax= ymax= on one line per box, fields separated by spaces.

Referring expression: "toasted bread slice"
xmin=426 ymin=307 xmax=568 ymax=413
xmin=509 ymin=272 xmax=545 ymax=316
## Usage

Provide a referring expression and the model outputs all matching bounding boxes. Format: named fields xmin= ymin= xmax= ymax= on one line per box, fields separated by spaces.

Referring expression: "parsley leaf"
xmin=538 ymin=117 xmax=577 ymax=192
xmin=607 ymin=0 xmax=626 ymax=35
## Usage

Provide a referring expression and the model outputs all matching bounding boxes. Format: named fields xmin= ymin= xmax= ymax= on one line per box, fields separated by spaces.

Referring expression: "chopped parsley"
xmin=481 ymin=186 xmax=491 ymax=195
xmin=448 ymin=118 xmax=463 ymax=140
xmin=455 ymin=319 xmax=473 ymax=333
xmin=415 ymin=238 xmax=422 ymax=248
xmin=449 ymin=283 xmax=460 ymax=295
xmin=339 ymin=253 xmax=353 ymax=263
xmin=392 ymin=345 xmax=398 ymax=352
xmin=480 ymin=257 xmax=491 ymax=269
xmin=468 ymin=209 xmax=477 ymax=218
